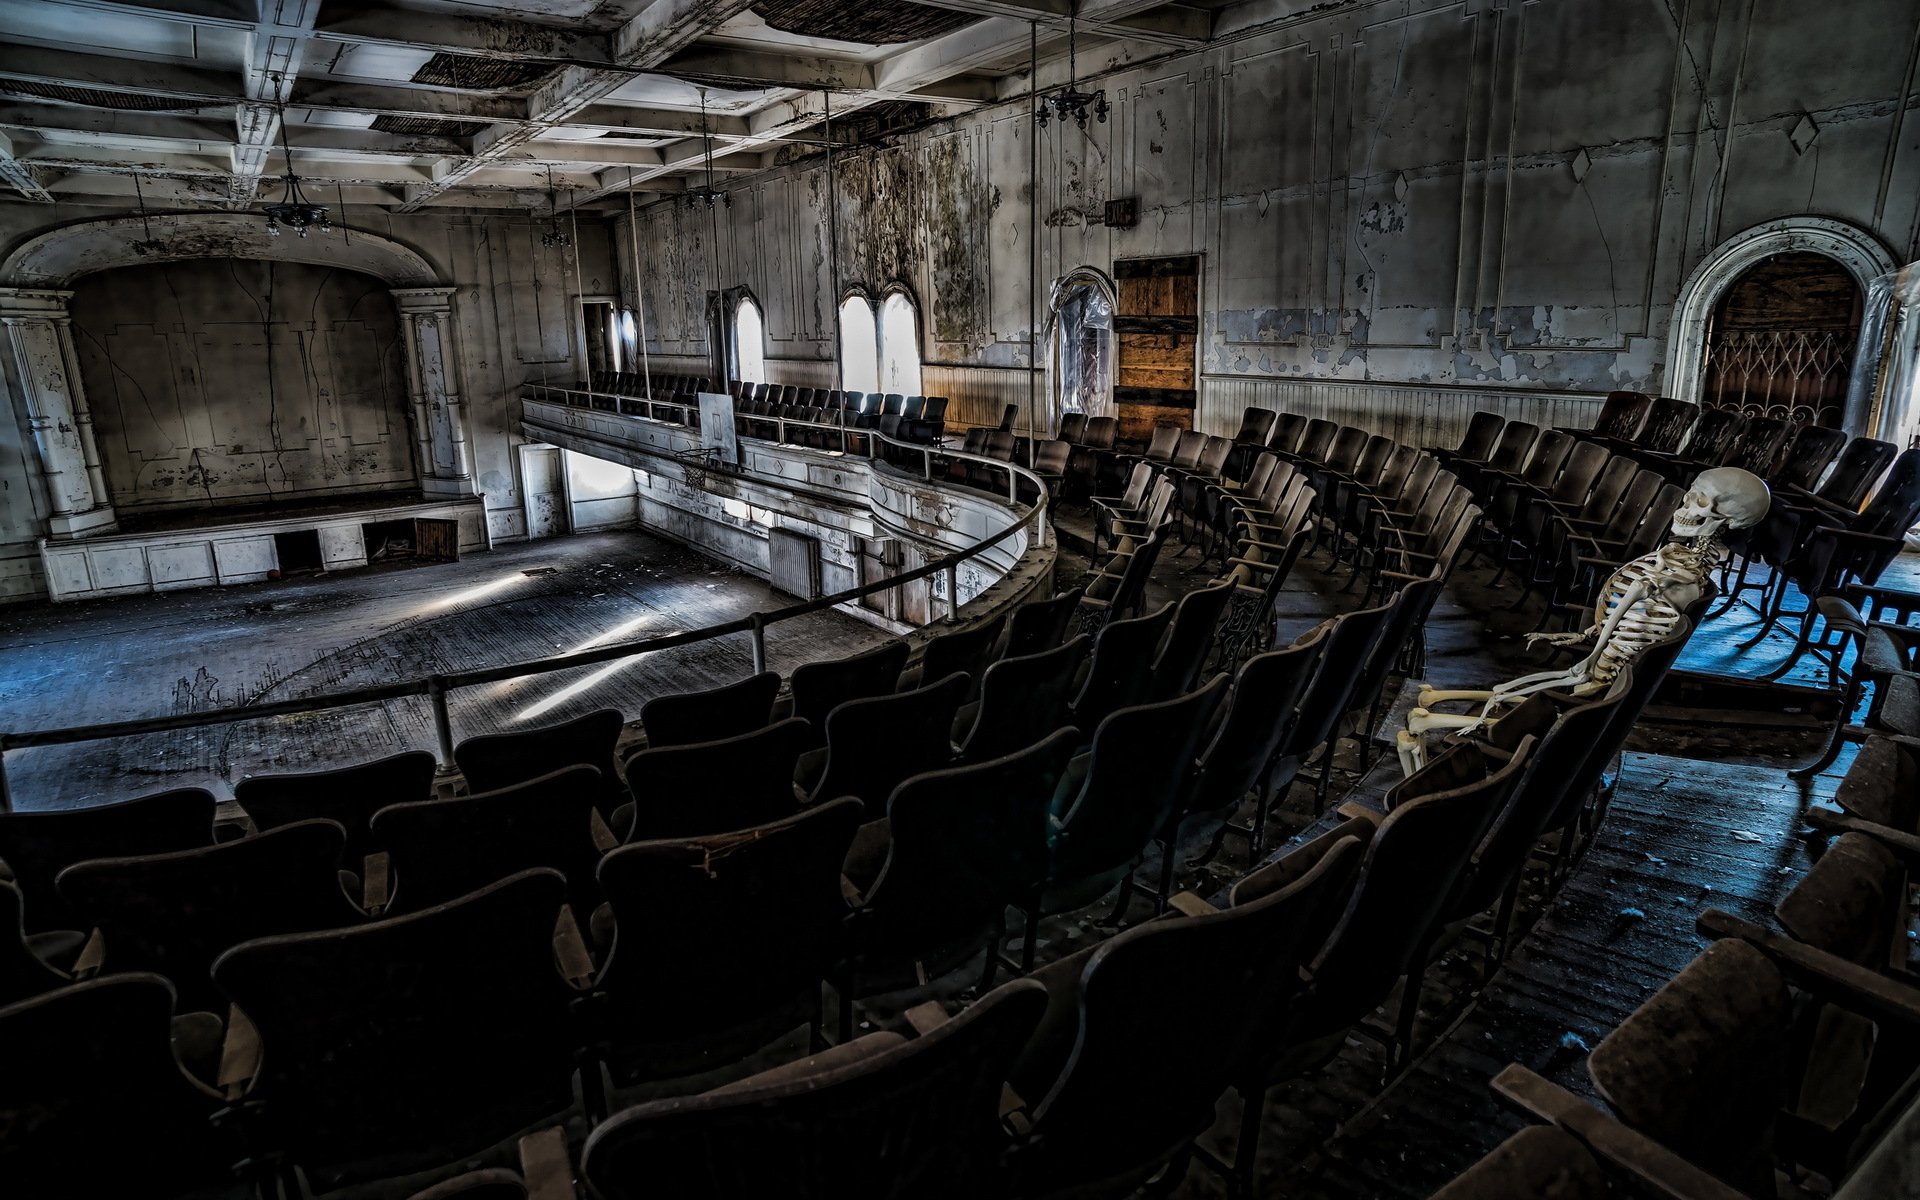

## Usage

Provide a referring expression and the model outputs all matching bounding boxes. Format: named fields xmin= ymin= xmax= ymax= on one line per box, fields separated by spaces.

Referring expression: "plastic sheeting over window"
xmin=1846 ymin=261 xmax=1920 ymax=548
xmin=1047 ymin=267 xmax=1116 ymax=434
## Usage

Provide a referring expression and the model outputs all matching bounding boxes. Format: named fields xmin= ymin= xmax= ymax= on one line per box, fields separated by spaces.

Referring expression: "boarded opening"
xmin=274 ymin=529 xmax=323 ymax=575
xmin=415 ymin=518 xmax=461 ymax=563
xmin=1113 ymin=255 xmax=1200 ymax=443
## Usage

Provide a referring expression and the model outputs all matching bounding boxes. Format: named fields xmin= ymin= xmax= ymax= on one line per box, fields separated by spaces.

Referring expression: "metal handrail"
xmin=524 ymin=382 xmax=1033 ymax=505
xmin=0 ymin=401 xmax=1052 ymax=809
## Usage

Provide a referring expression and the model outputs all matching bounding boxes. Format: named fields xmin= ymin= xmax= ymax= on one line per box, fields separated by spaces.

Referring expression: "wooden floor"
xmin=0 ymin=531 xmax=889 ymax=811
xmin=1050 ymin=508 xmax=1900 ymax=1198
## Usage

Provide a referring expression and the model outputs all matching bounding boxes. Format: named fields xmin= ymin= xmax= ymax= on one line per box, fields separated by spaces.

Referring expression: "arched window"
xmin=879 ymin=291 xmax=922 ymax=396
xmin=838 ymin=294 xmax=879 ymax=394
xmin=731 ymin=294 xmax=766 ymax=384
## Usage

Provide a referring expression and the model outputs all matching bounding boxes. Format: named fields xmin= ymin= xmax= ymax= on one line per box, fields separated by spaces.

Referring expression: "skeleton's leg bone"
xmin=1395 ymin=730 xmax=1427 ymax=776
xmin=1417 ymin=687 xmax=1499 ymax=708
xmin=1407 ymin=708 xmax=1485 ymax=735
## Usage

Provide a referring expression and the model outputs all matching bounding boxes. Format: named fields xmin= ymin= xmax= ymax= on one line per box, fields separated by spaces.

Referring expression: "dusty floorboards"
xmin=0 ymin=530 xmax=889 ymax=810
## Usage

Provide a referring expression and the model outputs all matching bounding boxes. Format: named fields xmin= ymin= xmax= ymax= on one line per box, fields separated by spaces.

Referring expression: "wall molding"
xmin=1 ymin=214 xmax=442 ymax=289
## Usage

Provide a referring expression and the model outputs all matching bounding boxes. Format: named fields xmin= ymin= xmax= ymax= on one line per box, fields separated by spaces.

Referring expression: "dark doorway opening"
xmin=363 ymin=519 xmax=416 ymax=562
xmin=274 ymin=529 xmax=323 ymax=575
xmin=1702 ymin=251 xmax=1862 ymax=428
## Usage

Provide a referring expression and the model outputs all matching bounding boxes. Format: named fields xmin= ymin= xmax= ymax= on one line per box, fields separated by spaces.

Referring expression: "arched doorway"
xmin=1699 ymin=251 xmax=1862 ymax=428
xmin=1665 ymin=217 xmax=1896 ymax=432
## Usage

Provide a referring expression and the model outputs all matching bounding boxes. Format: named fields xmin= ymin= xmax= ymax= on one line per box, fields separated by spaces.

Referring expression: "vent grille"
xmin=411 ymin=53 xmax=554 ymax=91
xmin=0 ymin=80 xmax=201 ymax=111
xmin=752 ymin=0 xmax=974 ymax=44
xmin=370 ymin=114 xmax=484 ymax=138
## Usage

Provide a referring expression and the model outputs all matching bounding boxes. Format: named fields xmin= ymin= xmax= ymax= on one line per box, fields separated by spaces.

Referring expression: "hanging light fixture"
xmin=129 ymin=171 xmax=168 ymax=256
xmin=685 ymin=90 xmax=730 ymax=209
xmin=1034 ymin=5 xmax=1108 ymax=130
xmin=541 ymin=165 xmax=572 ymax=248
xmin=260 ymin=74 xmax=330 ymax=237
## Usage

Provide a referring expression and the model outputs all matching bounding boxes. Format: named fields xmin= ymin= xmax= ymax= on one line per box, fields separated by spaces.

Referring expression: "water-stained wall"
xmin=618 ymin=0 xmax=1920 ymax=443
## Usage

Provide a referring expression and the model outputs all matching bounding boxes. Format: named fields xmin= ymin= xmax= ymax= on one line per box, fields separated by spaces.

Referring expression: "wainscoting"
xmin=1196 ymin=377 xmax=1609 ymax=448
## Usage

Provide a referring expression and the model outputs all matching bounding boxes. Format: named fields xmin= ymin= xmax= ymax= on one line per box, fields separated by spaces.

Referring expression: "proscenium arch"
xmin=1664 ymin=217 xmax=1896 ymax=423
xmin=0 ymin=213 xmax=442 ymax=288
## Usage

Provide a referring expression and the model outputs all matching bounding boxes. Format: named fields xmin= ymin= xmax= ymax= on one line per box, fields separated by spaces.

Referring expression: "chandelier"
xmin=260 ymin=77 xmax=330 ymax=237
xmin=129 ymin=172 xmax=167 ymax=256
xmin=1035 ymin=7 xmax=1108 ymax=130
xmin=541 ymin=166 xmax=572 ymax=248
xmin=685 ymin=91 xmax=731 ymax=209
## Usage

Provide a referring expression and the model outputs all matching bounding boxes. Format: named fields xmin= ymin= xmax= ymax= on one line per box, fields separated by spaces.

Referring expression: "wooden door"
xmin=414 ymin=518 xmax=461 ymax=562
xmin=521 ymin=445 xmax=567 ymax=540
xmin=1114 ymin=255 xmax=1201 ymax=443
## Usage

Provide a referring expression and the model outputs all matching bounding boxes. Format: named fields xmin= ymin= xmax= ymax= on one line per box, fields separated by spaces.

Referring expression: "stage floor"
xmin=0 ymin=530 xmax=889 ymax=810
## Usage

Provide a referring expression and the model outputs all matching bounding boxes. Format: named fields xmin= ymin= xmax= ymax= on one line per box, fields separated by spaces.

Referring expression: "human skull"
xmin=1671 ymin=467 xmax=1771 ymax=542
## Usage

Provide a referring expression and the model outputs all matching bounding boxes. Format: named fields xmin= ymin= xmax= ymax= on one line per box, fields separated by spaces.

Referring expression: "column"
xmin=391 ymin=286 xmax=476 ymax=497
xmin=0 ymin=287 xmax=117 ymax=537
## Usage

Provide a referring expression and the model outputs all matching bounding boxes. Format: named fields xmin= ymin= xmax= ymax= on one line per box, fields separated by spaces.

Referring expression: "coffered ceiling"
xmin=0 ymin=0 xmax=1221 ymax=214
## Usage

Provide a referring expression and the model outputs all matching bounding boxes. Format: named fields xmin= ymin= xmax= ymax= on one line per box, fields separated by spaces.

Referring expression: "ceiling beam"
xmin=0 ymin=102 xmax=231 ymax=142
xmin=0 ymin=44 xmax=236 ymax=104
xmin=579 ymin=0 xmax=1185 ymax=203
xmin=904 ymin=0 xmax=1210 ymax=48
xmin=227 ymin=0 xmax=322 ymax=206
xmin=396 ymin=0 xmax=757 ymax=212
xmin=0 ymin=131 xmax=55 ymax=202
xmin=64 ymin=0 xmax=258 ymax=27
xmin=290 ymin=79 xmax=523 ymax=122
xmin=569 ymin=102 xmax=749 ymax=139
xmin=311 ymin=3 xmax=614 ymax=66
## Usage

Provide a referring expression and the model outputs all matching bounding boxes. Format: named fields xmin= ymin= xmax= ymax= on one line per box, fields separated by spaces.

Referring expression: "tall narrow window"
xmin=839 ymin=295 xmax=879 ymax=394
xmin=731 ymin=295 xmax=766 ymax=384
xmin=879 ymin=291 xmax=921 ymax=396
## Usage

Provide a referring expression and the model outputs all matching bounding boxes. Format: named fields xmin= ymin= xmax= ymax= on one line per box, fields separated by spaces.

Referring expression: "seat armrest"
xmin=72 ymin=927 xmax=106 ymax=979
xmin=363 ymin=851 xmax=391 ymax=915
xmin=217 ymin=1003 xmax=262 ymax=1101
xmin=518 ymin=1126 xmax=575 ymax=1200
xmin=1697 ymin=908 xmax=1920 ymax=1029
xmin=903 ymin=1001 xmax=950 ymax=1036
xmin=1490 ymin=1064 xmax=1748 ymax=1200
xmin=552 ymin=905 xmax=597 ymax=988
xmin=1168 ymin=891 xmax=1220 ymax=918
xmin=1806 ymin=808 xmax=1920 ymax=860
xmin=589 ymin=808 xmax=619 ymax=853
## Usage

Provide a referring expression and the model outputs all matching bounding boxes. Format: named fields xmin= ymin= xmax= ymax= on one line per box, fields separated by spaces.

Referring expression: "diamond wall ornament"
xmin=1393 ymin=171 xmax=1409 ymax=202
xmin=1788 ymin=113 xmax=1819 ymax=155
xmin=1570 ymin=148 xmax=1592 ymax=183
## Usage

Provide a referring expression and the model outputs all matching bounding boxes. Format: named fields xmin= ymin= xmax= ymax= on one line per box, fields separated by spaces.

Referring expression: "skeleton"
xmin=1394 ymin=467 xmax=1771 ymax=774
